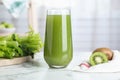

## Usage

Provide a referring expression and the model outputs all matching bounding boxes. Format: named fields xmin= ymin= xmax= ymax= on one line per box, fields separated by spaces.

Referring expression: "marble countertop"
xmin=0 ymin=52 xmax=120 ymax=80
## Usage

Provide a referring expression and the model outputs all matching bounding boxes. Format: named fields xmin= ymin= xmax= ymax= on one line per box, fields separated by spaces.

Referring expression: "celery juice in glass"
xmin=44 ymin=9 xmax=73 ymax=68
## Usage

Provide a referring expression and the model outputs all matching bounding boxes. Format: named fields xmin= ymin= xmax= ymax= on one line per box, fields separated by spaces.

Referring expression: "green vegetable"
xmin=0 ymin=26 xmax=43 ymax=59
xmin=0 ymin=51 xmax=5 ymax=57
xmin=18 ymin=26 xmax=43 ymax=56
xmin=0 ymin=22 xmax=14 ymax=28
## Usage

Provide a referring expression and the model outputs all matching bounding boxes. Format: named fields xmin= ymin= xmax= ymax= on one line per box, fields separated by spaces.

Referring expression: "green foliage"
xmin=0 ymin=27 xmax=43 ymax=59
xmin=0 ymin=22 xmax=14 ymax=28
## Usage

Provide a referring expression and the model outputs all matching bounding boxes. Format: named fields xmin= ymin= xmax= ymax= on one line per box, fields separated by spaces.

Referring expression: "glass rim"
xmin=47 ymin=8 xmax=71 ymax=15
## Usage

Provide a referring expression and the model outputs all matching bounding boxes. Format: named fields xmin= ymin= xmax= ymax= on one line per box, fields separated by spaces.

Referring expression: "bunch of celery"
xmin=0 ymin=35 xmax=23 ymax=59
xmin=0 ymin=27 xmax=43 ymax=59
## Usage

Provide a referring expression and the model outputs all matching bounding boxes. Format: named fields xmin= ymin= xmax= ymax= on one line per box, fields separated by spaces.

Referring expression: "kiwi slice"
xmin=93 ymin=47 xmax=113 ymax=60
xmin=89 ymin=52 xmax=108 ymax=66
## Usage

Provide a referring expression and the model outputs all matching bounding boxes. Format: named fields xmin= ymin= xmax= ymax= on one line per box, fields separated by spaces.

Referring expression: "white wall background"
xmin=0 ymin=0 xmax=120 ymax=52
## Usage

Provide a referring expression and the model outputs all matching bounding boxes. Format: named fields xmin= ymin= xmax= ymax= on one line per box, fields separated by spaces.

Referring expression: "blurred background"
xmin=0 ymin=0 xmax=120 ymax=52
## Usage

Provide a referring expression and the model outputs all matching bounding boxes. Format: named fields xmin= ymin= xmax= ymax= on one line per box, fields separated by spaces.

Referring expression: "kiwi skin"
xmin=93 ymin=47 xmax=113 ymax=60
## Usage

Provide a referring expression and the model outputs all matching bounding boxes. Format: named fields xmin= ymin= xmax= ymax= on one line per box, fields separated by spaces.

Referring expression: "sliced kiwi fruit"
xmin=89 ymin=52 xmax=108 ymax=66
xmin=93 ymin=47 xmax=113 ymax=60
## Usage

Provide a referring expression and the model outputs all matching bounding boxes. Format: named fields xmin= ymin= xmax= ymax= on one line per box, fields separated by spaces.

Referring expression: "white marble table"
xmin=0 ymin=52 xmax=120 ymax=80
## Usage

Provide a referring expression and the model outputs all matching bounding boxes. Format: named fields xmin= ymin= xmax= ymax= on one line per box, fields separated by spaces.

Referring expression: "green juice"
xmin=44 ymin=14 xmax=73 ymax=68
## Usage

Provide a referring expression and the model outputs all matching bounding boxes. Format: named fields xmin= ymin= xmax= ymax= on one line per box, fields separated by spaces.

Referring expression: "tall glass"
xmin=44 ymin=9 xmax=73 ymax=68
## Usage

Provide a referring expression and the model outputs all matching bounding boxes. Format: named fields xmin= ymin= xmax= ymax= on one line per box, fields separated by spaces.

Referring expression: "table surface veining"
xmin=0 ymin=52 xmax=120 ymax=80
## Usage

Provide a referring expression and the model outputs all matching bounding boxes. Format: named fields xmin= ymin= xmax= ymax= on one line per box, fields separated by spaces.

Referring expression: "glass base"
xmin=49 ymin=65 xmax=67 ymax=69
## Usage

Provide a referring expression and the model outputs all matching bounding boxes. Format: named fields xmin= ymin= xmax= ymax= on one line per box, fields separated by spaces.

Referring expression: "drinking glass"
xmin=44 ymin=9 xmax=73 ymax=68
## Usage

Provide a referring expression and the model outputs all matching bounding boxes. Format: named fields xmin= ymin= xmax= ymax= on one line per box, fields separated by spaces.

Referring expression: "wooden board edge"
xmin=0 ymin=56 xmax=32 ymax=66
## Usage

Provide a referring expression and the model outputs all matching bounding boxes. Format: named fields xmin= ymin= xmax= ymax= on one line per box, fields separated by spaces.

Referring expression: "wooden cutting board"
xmin=0 ymin=56 xmax=32 ymax=66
